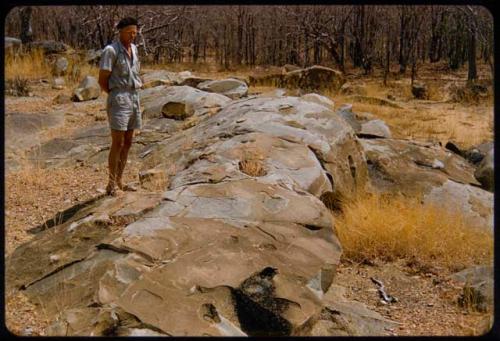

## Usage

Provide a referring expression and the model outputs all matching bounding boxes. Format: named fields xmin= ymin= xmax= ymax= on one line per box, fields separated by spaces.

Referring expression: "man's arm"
xmin=98 ymin=70 xmax=111 ymax=93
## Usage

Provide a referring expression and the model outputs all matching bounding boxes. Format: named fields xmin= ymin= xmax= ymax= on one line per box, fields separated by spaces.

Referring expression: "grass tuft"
xmin=333 ymin=193 xmax=493 ymax=272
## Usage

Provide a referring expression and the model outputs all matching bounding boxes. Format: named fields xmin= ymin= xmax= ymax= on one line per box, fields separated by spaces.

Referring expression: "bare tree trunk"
xmin=19 ymin=6 xmax=33 ymax=44
xmin=467 ymin=25 xmax=477 ymax=83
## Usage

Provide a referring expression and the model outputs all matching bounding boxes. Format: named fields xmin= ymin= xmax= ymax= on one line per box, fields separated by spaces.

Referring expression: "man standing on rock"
xmin=98 ymin=17 xmax=143 ymax=196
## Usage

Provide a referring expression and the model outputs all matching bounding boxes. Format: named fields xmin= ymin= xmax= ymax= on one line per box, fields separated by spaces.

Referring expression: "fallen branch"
xmin=370 ymin=277 xmax=398 ymax=304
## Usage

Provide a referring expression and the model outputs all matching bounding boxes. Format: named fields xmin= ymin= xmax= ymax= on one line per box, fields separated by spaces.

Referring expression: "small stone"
xmin=49 ymin=254 xmax=60 ymax=263
xmin=432 ymin=159 xmax=444 ymax=169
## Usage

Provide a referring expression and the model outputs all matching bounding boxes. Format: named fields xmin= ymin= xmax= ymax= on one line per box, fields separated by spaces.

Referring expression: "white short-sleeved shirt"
xmin=99 ymin=41 xmax=142 ymax=90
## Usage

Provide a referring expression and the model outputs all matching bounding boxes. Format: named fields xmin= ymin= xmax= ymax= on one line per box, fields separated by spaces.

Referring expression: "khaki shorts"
xmin=106 ymin=89 xmax=142 ymax=131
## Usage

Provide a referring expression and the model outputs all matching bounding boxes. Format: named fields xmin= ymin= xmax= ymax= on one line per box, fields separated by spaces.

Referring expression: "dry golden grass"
xmin=238 ymin=148 xmax=267 ymax=177
xmin=5 ymin=49 xmax=99 ymax=89
xmin=5 ymin=49 xmax=51 ymax=80
xmin=238 ymin=159 xmax=267 ymax=177
xmin=333 ymin=193 xmax=493 ymax=272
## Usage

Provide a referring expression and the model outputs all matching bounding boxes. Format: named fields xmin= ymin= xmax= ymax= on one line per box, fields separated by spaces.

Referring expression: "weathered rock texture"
xmin=249 ymin=65 xmax=345 ymax=93
xmin=72 ymin=76 xmax=100 ymax=102
xmin=6 ymin=91 xmax=391 ymax=336
xmin=359 ymin=138 xmax=493 ymax=232
xmin=197 ymin=78 xmax=249 ymax=99
xmin=9 ymin=73 xmax=491 ymax=335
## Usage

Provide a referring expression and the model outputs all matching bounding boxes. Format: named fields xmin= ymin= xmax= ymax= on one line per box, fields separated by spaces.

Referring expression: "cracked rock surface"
xmin=7 ymin=83 xmax=407 ymax=336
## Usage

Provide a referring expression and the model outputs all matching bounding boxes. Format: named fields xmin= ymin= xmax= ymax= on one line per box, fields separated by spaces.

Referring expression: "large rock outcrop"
xmin=7 ymin=93 xmax=386 ymax=336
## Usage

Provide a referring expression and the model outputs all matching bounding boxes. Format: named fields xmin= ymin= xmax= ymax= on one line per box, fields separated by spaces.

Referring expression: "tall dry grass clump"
xmin=5 ymin=48 xmax=50 ymax=80
xmin=333 ymin=193 xmax=493 ymax=272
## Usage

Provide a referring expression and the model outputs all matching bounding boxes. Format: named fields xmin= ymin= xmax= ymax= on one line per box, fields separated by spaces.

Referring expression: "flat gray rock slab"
xmin=5 ymin=111 xmax=65 ymax=154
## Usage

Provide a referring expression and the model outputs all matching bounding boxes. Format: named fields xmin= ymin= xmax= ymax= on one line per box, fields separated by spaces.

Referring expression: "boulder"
xmin=411 ymin=82 xmax=428 ymax=99
xmin=283 ymin=65 xmax=345 ymax=92
xmin=474 ymin=148 xmax=493 ymax=192
xmin=248 ymin=66 xmax=284 ymax=87
xmin=162 ymin=102 xmax=194 ymax=120
xmin=359 ymin=138 xmax=492 ymax=232
xmin=52 ymin=57 xmax=69 ymax=76
xmin=139 ymin=85 xmax=231 ymax=120
xmin=450 ymin=266 xmax=493 ymax=312
xmin=464 ymin=141 xmax=493 ymax=165
xmin=178 ymin=76 xmax=212 ymax=88
xmin=358 ymin=119 xmax=392 ymax=139
xmin=423 ymin=179 xmax=493 ymax=232
xmin=51 ymin=77 xmax=66 ymax=90
xmin=359 ymin=138 xmax=482 ymax=194
xmin=300 ymin=93 xmax=334 ymax=110
xmin=141 ymin=70 xmax=176 ymax=88
xmin=72 ymin=76 xmax=100 ymax=102
xmin=197 ymin=78 xmax=248 ymax=99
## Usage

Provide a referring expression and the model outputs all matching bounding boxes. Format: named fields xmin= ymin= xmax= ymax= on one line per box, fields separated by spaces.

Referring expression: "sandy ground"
xmin=4 ymin=67 xmax=494 ymax=336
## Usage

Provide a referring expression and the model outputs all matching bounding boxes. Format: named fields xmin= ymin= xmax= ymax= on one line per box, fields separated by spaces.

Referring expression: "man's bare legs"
xmin=116 ymin=129 xmax=134 ymax=189
xmin=107 ymin=129 xmax=134 ymax=195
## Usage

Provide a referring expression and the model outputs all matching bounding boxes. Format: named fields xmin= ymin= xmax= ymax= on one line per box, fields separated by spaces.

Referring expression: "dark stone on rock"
xmin=464 ymin=141 xmax=493 ymax=165
xmin=445 ymin=140 xmax=465 ymax=157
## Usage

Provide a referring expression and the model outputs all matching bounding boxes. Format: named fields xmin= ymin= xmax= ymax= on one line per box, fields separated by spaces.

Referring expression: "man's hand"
xmin=98 ymin=70 xmax=112 ymax=93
